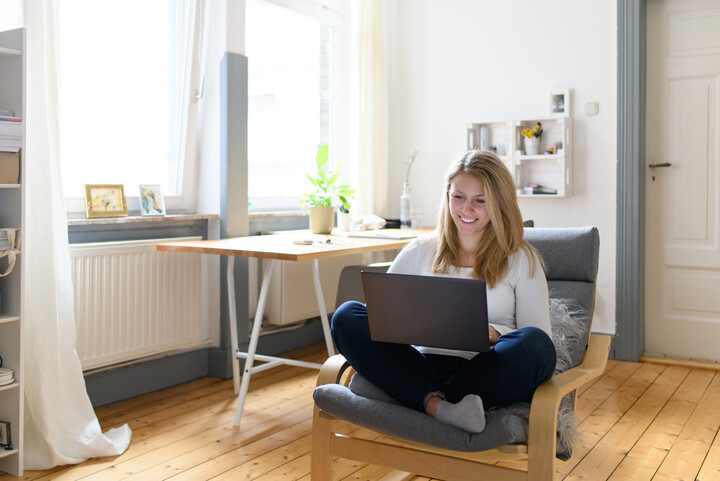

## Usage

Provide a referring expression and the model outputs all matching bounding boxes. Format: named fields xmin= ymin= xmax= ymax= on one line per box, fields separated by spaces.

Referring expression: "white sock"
xmin=348 ymin=374 xmax=400 ymax=405
xmin=435 ymin=394 xmax=486 ymax=433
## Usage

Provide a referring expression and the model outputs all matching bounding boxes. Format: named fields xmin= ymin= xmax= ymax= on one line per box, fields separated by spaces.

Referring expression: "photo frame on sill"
xmin=551 ymin=88 xmax=570 ymax=117
xmin=83 ymin=184 xmax=128 ymax=219
xmin=139 ymin=184 xmax=166 ymax=216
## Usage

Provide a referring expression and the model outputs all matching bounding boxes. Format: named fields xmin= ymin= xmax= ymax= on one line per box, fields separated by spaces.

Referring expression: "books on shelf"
xmin=0 ymin=116 xmax=22 ymax=152
xmin=523 ymin=184 xmax=558 ymax=195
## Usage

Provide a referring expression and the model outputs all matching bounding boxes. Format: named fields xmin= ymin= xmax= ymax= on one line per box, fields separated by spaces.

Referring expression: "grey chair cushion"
xmin=524 ymin=227 xmax=599 ymax=283
xmin=313 ymin=384 xmax=527 ymax=452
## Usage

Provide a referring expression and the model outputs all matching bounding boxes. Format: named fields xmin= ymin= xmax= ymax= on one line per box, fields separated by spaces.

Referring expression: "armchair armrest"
xmin=316 ymin=354 xmax=352 ymax=387
xmin=526 ymin=334 xmax=611 ymax=478
xmin=534 ymin=333 xmax=612 ymax=402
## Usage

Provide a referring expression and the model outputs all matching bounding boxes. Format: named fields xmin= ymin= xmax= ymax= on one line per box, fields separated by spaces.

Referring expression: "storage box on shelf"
xmin=466 ymin=116 xmax=572 ymax=197
xmin=0 ymin=27 xmax=25 ymax=477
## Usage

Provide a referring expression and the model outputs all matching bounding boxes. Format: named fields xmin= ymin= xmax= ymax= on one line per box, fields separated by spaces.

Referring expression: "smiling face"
xmin=448 ymin=172 xmax=490 ymax=244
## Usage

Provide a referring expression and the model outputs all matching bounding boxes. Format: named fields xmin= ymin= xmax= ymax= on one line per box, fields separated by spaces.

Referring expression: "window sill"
xmin=248 ymin=210 xmax=306 ymax=218
xmin=67 ymin=213 xmax=219 ymax=226
xmin=67 ymin=214 xmax=219 ymax=244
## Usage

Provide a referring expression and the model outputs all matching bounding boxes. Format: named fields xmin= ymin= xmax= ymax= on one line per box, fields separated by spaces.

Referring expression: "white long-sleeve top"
xmin=387 ymin=233 xmax=550 ymax=359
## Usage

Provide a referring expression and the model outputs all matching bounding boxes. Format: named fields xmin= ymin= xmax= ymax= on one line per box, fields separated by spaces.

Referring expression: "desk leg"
xmin=233 ymin=257 xmax=275 ymax=427
xmin=311 ymin=259 xmax=335 ymax=357
xmin=226 ymin=256 xmax=241 ymax=394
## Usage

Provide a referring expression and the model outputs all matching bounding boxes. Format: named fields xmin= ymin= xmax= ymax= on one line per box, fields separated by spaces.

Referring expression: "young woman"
xmin=331 ymin=150 xmax=556 ymax=433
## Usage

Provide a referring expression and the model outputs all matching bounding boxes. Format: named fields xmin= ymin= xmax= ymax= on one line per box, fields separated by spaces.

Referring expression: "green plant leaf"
xmin=316 ymin=144 xmax=329 ymax=171
xmin=303 ymin=144 xmax=355 ymax=208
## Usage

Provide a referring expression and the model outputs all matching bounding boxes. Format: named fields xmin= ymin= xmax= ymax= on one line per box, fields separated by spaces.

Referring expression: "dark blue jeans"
xmin=331 ymin=300 xmax=557 ymax=412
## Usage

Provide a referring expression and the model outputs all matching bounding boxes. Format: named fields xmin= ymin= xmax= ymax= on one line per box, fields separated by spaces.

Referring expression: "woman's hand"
xmin=489 ymin=326 xmax=500 ymax=345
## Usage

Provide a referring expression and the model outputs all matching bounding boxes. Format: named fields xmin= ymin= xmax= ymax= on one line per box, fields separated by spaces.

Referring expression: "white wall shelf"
xmin=467 ymin=116 xmax=572 ymax=197
xmin=0 ymin=27 xmax=25 ymax=477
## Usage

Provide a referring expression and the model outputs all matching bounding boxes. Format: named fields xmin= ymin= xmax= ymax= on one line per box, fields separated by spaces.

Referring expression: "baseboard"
xmin=84 ymin=319 xmax=326 ymax=407
xmin=640 ymin=353 xmax=720 ymax=371
xmin=84 ymin=349 xmax=210 ymax=407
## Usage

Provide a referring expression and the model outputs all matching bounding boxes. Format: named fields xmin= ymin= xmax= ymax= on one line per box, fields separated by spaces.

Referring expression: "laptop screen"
xmin=361 ymin=271 xmax=490 ymax=352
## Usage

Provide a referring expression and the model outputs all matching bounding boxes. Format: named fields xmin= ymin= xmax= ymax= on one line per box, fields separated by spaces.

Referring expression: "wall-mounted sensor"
xmin=584 ymin=101 xmax=599 ymax=116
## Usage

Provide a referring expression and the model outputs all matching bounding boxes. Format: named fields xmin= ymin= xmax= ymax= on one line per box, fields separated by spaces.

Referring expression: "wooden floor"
xmin=3 ymin=342 xmax=720 ymax=481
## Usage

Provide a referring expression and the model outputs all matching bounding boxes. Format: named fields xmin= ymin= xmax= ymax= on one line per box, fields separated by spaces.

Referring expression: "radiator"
xmin=69 ymin=237 xmax=203 ymax=371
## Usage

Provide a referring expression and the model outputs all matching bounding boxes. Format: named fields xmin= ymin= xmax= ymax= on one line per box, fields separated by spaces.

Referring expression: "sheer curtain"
xmin=356 ymin=0 xmax=389 ymax=217
xmin=22 ymin=1 xmax=131 ymax=469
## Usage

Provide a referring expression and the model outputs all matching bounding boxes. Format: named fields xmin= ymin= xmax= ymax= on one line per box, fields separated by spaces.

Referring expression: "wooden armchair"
xmin=312 ymin=227 xmax=611 ymax=481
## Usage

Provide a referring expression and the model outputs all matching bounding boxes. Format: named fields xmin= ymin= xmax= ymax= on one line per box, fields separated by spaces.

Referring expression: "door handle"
xmin=648 ymin=162 xmax=672 ymax=168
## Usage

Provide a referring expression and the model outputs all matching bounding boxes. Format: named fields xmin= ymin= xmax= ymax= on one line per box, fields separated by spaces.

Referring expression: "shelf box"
xmin=0 ymin=152 xmax=19 ymax=184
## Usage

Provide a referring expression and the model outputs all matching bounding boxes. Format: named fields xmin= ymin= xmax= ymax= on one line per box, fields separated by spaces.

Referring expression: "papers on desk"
xmin=343 ymin=230 xmax=418 ymax=240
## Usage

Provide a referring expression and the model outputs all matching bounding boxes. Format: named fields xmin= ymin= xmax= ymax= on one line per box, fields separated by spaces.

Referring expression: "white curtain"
xmin=22 ymin=1 xmax=131 ymax=469
xmin=357 ymin=0 xmax=389 ymax=218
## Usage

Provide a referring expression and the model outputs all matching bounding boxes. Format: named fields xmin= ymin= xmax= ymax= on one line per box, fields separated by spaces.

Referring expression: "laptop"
xmin=360 ymin=271 xmax=490 ymax=352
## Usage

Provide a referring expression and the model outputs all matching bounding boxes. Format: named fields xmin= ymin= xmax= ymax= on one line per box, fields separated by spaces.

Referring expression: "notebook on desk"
xmin=360 ymin=271 xmax=490 ymax=352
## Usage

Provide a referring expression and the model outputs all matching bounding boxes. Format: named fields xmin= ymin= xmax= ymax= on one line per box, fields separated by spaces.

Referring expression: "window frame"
xmin=60 ymin=1 xmax=204 ymax=216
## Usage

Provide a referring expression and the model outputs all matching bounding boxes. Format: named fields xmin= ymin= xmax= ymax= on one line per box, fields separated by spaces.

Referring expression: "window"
xmin=58 ymin=0 xmax=199 ymax=214
xmin=246 ymin=0 xmax=348 ymax=212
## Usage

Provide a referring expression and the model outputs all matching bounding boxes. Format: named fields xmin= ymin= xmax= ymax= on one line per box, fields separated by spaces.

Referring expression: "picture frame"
xmin=551 ymin=88 xmax=570 ymax=117
xmin=139 ymin=184 xmax=166 ymax=216
xmin=83 ymin=184 xmax=128 ymax=219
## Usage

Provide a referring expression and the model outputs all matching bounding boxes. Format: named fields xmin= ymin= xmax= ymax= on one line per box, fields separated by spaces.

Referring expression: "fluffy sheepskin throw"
xmin=487 ymin=298 xmax=586 ymax=458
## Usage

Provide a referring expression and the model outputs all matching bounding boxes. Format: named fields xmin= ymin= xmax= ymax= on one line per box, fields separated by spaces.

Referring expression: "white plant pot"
xmin=309 ymin=205 xmax=335 ymax=234
xmin=524 ymin=137 xmax=540 ymax=156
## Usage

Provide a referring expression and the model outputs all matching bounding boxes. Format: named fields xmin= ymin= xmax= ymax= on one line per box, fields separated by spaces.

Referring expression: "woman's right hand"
xmin=489 ymin=326 xmax=500 ymax=345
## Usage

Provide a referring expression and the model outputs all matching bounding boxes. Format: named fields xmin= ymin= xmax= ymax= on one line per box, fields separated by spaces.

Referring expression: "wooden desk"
xmin=157 ymin=229 xmax=428 ymax=425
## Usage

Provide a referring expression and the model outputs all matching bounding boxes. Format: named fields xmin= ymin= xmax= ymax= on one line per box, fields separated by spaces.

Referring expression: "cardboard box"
xmin=0 ymin=151 xmax=20 ymax=184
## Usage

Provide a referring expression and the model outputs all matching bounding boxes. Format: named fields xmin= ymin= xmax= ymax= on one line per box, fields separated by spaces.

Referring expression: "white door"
xmin=645 ymin=0 xmax=720 ymax=361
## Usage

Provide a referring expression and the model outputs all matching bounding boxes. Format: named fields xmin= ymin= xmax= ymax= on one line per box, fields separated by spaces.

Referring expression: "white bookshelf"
xmin=467 ymin=116 xmax=572 ymax=197
xmin=0 ymin=27 xmax=25 ymax=477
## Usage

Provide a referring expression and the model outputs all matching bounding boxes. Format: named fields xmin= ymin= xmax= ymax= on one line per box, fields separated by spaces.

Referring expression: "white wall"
xmin=0 ymin=0 xmax=23 ymax=31
xmin=386 ymin=0 xmax=617 ymax=334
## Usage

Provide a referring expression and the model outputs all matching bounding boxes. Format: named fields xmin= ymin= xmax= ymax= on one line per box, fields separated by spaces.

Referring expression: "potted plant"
xmin=302 ymin=144 xmax=355 ymax=234
xmin=521 ymin=122 xmax=543 ymax=155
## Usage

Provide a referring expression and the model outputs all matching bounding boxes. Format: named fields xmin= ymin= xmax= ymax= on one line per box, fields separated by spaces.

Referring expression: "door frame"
xmin=616 ymin=0 xmax=646 ymax=361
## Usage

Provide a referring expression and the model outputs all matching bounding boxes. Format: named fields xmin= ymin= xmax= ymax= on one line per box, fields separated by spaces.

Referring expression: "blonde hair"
xmin=432 ymin=150 xmax=541 ymax=288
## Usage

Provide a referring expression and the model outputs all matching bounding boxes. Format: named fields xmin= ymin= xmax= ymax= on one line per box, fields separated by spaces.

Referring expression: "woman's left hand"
xmin=489 ymin=326 xmax=500 ymax=345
